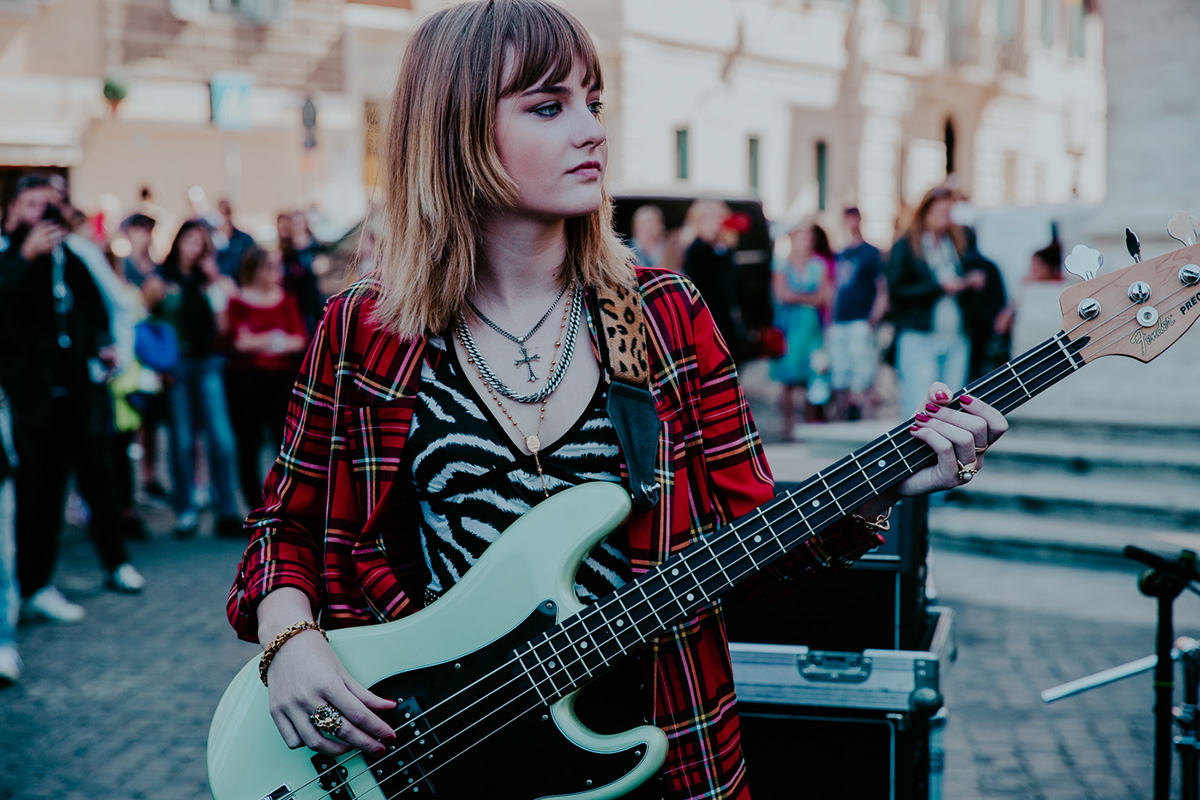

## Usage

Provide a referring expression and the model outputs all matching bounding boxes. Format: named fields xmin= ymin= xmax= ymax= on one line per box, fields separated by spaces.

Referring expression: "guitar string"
xmin=286 ymin=285 xmax=1191 ymax=800
xmin=287 ymin=295 xmax=1157 ymax=800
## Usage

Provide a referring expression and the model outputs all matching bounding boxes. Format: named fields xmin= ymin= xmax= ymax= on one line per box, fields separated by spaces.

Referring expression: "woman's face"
xmin=493 ymin=57 xmax=607 ymax=221
xmin=256 ymin=251 xmax=285 ymax=288
xmin=177 ymin=227 xmax=208 ymax=268
xmin=924 ymin=198 xmax=954 ymax=235
xmin=789 ymin=225 xmax=813 ymax=253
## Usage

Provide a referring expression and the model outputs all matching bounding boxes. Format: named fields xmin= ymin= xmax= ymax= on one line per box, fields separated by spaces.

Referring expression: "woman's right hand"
xmin=258 ymin=588 xmax=397 ymax=756
xmin=265 ymin=631 xmax=398 ymax=756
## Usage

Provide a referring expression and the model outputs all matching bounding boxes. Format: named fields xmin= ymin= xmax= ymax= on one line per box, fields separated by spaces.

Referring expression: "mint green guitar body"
xmin=208 ymin=482 xmax=668 ymax=800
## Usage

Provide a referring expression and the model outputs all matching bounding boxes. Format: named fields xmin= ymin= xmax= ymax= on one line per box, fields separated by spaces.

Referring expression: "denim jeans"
xmin=896 ymin=330 xmax=969 ymax=416
xmin=0 ymin=477 xmax=15 ymax=647
xmin=167 ymin=355 xmax=240 ymax=519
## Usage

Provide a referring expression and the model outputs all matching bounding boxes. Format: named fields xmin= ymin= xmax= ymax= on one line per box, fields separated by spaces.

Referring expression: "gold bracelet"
xmin=851 ymin=506 xmax=892 ymax=534
xmin=259 ymin=620 xmax=327 ymax=687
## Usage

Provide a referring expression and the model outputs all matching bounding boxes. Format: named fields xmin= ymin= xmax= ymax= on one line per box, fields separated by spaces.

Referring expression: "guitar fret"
xmin=818 ymin=474 xmax=846 ymax=514
xmin=516 ymin=644 xmax=556 ymax=705
xmin=1007 ymin=362 xmax=1033 ymax=398
xmin=675 ymin=551 xmax=712 ymax=604
xmin=666 ymin=563 xmax=707 ymax=611
xmin=588 ymin=605 xmax=627 ymax=665
xmin=851 ymin=453 xmax=878 ymax=495
xmin=1052 ymin=334 xmax=1081 ymax=371
xmin=735 ymin=520 xmax=763 ymax=571
xmin=631 ymin=582 xmax=666 ymax=634
xmin=787 ymin=493 xmax=817 ymax=539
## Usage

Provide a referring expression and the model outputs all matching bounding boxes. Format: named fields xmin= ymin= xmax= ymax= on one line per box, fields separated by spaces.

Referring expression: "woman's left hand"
xmin=896 ymin=382 xmax=1008 ymax=498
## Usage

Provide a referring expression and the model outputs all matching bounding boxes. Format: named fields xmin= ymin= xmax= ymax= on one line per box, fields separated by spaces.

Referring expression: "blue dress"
xmin=769 ymin=255 xmax=826 ymax=387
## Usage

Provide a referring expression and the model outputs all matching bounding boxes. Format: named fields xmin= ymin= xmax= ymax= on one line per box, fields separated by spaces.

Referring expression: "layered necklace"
xmin=465 ymin=283 xmax=568 ymax=383
xmin=457 ymin=283 xmax=581 ymax=497
xmin=457 ymin=283 xmax=582 ymax=405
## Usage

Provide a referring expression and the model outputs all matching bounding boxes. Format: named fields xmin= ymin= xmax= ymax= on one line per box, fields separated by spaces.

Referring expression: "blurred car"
xmin=612 ymin=191 xmax=774 ymax=362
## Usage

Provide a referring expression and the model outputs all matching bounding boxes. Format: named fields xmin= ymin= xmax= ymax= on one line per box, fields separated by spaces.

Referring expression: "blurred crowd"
xmin=0 ymin=171 xmax=358 ymax=685
xmin=627 ymin=185 xmax=1064 ymax=440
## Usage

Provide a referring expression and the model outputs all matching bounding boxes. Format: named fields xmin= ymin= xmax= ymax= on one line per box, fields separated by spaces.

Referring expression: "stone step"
xmin=793 ymin=420 xmax=1200 ymax=485
xmin=928 ymin=506 xmax=1200 ymax=564
xmin=945 ymin=469 xmax=1200 ymax=530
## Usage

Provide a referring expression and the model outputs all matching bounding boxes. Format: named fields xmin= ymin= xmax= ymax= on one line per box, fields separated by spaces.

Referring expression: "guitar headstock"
xmin=1059 ymin=240 xmax=1200 ymax=364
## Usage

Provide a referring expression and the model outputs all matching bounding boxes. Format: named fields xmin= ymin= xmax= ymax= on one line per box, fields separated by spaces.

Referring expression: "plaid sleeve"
xmin=686 ymin=283 xmax=882 ymax=598
xmin=226 ymin=296 xmax=345 ymax=642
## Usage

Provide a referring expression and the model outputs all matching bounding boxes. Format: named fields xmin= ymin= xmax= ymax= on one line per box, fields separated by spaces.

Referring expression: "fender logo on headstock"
xmin=1130 ymin=315 xmax=1176 ymax=357
xmin=1182 ymin=291 xmax=1200 ymax=315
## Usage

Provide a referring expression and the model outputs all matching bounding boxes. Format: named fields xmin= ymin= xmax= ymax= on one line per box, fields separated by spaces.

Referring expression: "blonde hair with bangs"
xmin=373 ymin=0 xmax=635 ymax=339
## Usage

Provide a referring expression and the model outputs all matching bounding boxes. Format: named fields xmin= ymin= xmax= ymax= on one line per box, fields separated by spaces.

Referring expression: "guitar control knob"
xmin=1181 ymin=264 xmax=1200 ymax=286
xmin=1077 ymin=298 xmax=1101 ymax=320
xmin=1137 ymin=306 xmax=1160 ymax=327
xmin=1128 ymin=281 xmax=1152 ymax=303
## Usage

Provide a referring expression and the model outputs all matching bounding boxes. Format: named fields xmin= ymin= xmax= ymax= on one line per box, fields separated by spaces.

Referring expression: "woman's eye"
xmin=532 ymin=103 xmax=562 ymax=118
xmin=588 ymin=100 xmax=604 ymax=115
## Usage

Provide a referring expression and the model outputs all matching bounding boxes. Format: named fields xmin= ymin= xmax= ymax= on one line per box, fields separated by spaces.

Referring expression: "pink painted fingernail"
xmin=925 ymin=403 xmax=941 ymax=414
xmin=909 ymin=424 xmax=922 ymax=431
xmin=915 ymin=413 xmax=931 ymax=423
xmin=935 ymin=391 xmax=949 ymax=401
xmin=960 ymin=395 xmax=974 ymax=405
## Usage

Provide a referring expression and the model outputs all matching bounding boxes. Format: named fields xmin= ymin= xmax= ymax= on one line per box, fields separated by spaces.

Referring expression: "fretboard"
xmin=512 ymin=332 xmax=1089 ymax=703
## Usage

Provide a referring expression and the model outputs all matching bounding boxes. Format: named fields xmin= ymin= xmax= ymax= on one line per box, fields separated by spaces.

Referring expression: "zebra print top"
xmin=406 ymin=334 xmax=632 ymax=604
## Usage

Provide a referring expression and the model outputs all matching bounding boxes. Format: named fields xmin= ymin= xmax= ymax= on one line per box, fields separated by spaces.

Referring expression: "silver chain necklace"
xmin=465 ymin=283 xmax=568 ymax=382
xmin=457 ymin=284 xmax=582 ymax=404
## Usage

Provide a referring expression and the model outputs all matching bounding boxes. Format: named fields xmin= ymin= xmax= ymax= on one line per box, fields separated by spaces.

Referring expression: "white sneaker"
xmin=107 ymin=563 xmax=146 ymax=594
xmin=0 ymin=643 xmax=22 ymax=685
xmin=21 ymin=586 xmax=86 ymax=624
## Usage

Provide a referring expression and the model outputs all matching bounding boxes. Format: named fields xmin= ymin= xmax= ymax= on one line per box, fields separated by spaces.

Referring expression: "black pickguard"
xmin=361 ymin=602 xmax=654 ymax=799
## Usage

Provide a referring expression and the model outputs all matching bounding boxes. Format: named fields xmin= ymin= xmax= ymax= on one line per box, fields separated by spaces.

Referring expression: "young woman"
xmin=223 ymin=246 xmax=308 ymax=514
xmin=769 ymin=221 xmax=834 ymax=435
xmin=160 ymin=220 xmax=242 ymax=538
xmin=226 ymin=3 xmax=1007 ymax=798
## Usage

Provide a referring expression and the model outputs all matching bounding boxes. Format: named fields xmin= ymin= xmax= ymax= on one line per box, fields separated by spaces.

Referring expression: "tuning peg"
xmin=1064 ymin=244 xmax=1103 ymax=282
xmin=1168 ymin=211 xmax=1197 ymax=246
xmin=1126 ymin=228 xmax=1142 ymax=263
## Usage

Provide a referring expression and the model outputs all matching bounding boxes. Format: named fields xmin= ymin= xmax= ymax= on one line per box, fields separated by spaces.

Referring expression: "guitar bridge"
xmin=363 ymin=697 xmax=439 ymax=796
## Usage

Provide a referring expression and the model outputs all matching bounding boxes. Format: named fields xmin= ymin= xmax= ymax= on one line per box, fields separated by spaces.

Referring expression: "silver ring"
xmin=957 ymin=460 xmax=978 ymax=483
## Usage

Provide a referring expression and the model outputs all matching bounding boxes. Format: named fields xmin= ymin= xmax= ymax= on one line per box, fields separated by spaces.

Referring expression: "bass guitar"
xmin=209 ymin=236 xmax=1200 ymax=800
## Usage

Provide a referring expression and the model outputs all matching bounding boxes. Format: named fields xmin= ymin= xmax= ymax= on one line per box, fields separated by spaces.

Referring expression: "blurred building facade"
xmin=0 ymin=0 xmax=1105 ymax=244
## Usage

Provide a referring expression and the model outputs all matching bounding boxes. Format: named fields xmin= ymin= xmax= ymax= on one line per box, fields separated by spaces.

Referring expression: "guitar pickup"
xmin=310 ymin=755 xmax=355 ymax=800
xmin=364 ymin=697 xmax=438 ymax=796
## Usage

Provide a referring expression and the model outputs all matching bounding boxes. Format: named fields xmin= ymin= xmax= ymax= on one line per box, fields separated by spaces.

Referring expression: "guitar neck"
xmin=514 ymin=332 xmax=1089 ymax=701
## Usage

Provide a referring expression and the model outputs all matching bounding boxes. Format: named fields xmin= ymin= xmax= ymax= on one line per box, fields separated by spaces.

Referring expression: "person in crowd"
xmin=118 ymin=213 xmax=159 ymax=289
xmin=770 ymin=220 xmax=833 ymax=435
xmin=885 ymin=185 xmax=990 ymax=415
xmin=680 ymin=199 xmax=742 ymax=355
xmin=0 ymin=387 xmax=21 ymax=684
xmin=829 ymin=207 xmax=888 ymax=421
xmin=215 ymin=199 xmax=257 ymax=284
xmin=225 ymin=4 xmax=1008 ymax=798
xmin=0 ymin=175 xmax=145 ymax=619
xmin=159 ymin=220 xmax=242 ymax=539
xmin=629 ymin=203 xmax=667 ymax=268
xmin=223 ymin=246 xmax=308 ymax=516
xmin=278 ymin=210 xmax=323 ymax=332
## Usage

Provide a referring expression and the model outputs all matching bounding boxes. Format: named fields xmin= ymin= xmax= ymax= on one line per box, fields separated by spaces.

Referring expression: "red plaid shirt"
xmin=228 ymin=267 xmax=881 ymax=799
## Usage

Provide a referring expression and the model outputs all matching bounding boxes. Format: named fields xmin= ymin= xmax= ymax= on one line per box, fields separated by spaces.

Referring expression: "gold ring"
xmin=310 ymin=704 xmax=344 ymax=737
xmin=975 ymin=444 xmax=988 ymax=455
xmin=957 ymin=460 xmax=978 ymax=483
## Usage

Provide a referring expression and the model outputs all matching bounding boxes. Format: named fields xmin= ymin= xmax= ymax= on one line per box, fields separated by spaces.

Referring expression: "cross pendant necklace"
xmin=514 ymin=345 xmax=541 ymax=382
xmin=466 ymin=284 xmax=568 ymax=384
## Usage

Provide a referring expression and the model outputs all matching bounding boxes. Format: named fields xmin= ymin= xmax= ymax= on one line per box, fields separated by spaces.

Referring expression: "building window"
xmin=1068 ymin=1 xmax=1087 ymax=58
xmin=944 ymin=119 xmax=956 ymax=177
xmin=675 ymin=128 xmax=690 ymax=181
xmin=1040 ymin=0 xmax=1058 ymax=47
xmin=883 ymin=0 xmax=911 ymax=21
xmin=816 ymin=140 xmax=828 ymax=212
xmin=748 ymin=136 xmax=760 ymax=194
xmin=996 ymin=0 xmax=1018 ymax=42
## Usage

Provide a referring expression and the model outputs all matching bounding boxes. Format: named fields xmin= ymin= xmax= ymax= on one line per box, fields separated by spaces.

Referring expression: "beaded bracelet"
xmin=851 ymin=506 xmax=893 ymax=534
xmin=259 ymin=620 xmax=327 ymax=687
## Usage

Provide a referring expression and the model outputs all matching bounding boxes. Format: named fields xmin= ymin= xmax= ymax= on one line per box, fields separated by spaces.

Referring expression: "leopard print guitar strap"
xmin=593 ymin=283 xmax=661 ymax=512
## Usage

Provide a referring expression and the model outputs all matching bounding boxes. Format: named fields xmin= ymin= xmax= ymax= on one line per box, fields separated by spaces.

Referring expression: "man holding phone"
xmin=0 ymin=174 xmax=143 ymax=632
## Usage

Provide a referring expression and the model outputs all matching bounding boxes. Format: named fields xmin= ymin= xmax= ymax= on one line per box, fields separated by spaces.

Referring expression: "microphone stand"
xmin=1041 ymin=547 xmax=1200 ymax=800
